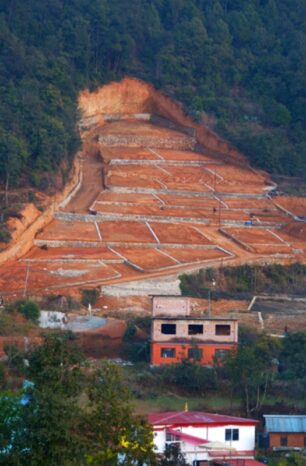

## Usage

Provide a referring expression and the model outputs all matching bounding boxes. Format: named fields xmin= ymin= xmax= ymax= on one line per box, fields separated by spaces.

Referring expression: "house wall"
xmin=269 ymin=433 xmax=306 ymax=448
xmin=151 ymin=319 xmax=238 ymax=343
xmin=151 ymin=341 xmax=236 ymax=365
xmin=153 ymin=425 xmax=256 ymax=455
xmin=152 ymin=296 xmax=190 ymax=317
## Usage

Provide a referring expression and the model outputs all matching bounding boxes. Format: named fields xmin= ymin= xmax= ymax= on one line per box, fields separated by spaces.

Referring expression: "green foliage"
xmin=0 ymin=225 xmax=11 ymax=243
xmin=155 ymin=360 xmax=217 ymax=394
xmin=0 ymin=392 xmax=23 ymax=462
xmin=81 ymin=288 xmax=99 ymax=307
xmin=4 ymin=344 xmax=25 ymax=374
xmin=277 ymin=453 xmax=306 ymax=466
xmin=0 ymin=0 xmax=305 ymax=195
xmin=160 ymin=443 xmax=190 ymax=466
xmin=0 ymin=337 xmax=157 ymax=465
xmin=279 ymin=332 xmax=306 ymax=380
xmin=222 ymin=333 xmax=281 ymax=417
xmin=82 ymin=362 xmax=157 ymax=465
xmin=27 ymin=334 xmax=84 ymax=395
xmin=17 ymin=300 xmax=40 ymax=324
xmin=122 ymin=318 xmax=151 ymax=363
xmin=0 ymin=362 xmax=6 ymax=389
xmin=180 ymin=263 xmax=306 ymax=297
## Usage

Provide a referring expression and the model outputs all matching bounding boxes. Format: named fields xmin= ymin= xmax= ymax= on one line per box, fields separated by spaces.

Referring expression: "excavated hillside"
xmin=0 ymin=77 xmax=306 ymax=299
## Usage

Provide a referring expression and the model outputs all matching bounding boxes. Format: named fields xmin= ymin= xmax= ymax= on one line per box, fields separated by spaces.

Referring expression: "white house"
xmin=148 ymin=411 xmax=263 ymax=465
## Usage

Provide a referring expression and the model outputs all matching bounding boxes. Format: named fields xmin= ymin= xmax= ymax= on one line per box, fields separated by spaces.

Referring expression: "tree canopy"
xmin=0 ymin=0 xmax=305 ymax=194
xmin=0 ymin=335 xmax=157 ymax=465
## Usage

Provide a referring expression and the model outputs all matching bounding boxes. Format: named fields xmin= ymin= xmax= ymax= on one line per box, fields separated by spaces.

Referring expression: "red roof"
xmin=149 ymin=411 xmax=258 ymax=427
xmin=166 ymin=428 xmax=209 ymax=445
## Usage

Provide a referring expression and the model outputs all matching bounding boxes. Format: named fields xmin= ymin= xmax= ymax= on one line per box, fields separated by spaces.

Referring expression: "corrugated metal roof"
xmin=149 ymin=411 xmax=258 ymax=426
xmin=264 ymin=415 xmax=306 ymax=433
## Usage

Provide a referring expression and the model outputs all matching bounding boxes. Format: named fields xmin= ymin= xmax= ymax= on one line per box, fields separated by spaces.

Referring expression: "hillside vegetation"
xmin=180 ymin=263 xmax=306 ymax=298
xmin=0 ymin=0 xmax=306 ymax=196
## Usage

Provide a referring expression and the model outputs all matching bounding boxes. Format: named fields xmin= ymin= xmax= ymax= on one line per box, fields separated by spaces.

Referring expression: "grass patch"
xmin=132 ymin=393 xmax=241 ymax=415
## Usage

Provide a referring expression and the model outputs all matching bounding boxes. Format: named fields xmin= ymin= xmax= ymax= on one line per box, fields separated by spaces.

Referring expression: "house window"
xmin=216 ymin=324 xmax=231 ymax=335
xmin=225 ymin=428 xmax=239 ymax=442
xmin=166 ymin=431 xmax=180 ymax=442
xmin=280 ymin=436 xmax=288 ymax=447
xmin=161 ymin=324 xmax=176 ymax=335
xmin=304 ymin=436 xmax=306 ymax=447
xmin=161 ymin=348 xmax=176 ymax=358
xmin=188 ymin=324 xmax=204 ymax=335
xmin=188 ymin=348 xmax=203 ymax=360
xmin=215 ymin=349 xmax=230 ymax=360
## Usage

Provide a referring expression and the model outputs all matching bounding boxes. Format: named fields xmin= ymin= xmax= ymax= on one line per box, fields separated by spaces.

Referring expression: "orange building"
xmin=150 ymin=296 xmax=238 ymax=366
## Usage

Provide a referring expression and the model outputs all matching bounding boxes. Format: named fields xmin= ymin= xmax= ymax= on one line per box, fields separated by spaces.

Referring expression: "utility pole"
xmin=207 ymin=280 xmax=216 ymax=317
xmin=23 ymin=264 xmax=30 ymax=298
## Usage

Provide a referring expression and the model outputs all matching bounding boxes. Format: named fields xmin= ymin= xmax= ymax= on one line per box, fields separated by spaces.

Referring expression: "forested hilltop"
xmin=1 ymin=0 xmax=306 ymax=194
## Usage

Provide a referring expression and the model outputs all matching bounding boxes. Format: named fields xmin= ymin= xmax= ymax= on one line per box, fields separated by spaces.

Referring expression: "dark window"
xmin=188 ymin=324 xmax=203 ymax=335
xmin=188 ymin=348 xmax=203 ymax=360
xmin=215 ymin=324 xmax=231 ymax=336
xmin=166 ymin=431 xmax=180 ymax=442
xmin=161 ymin=348 xmax=176 ymax=358
xmin=304 ymin=437 xmax=306 ymax=447
xmin=215 ymin=349 xmax=230 ymax=360
xmin=161 ymin=324 xmax=176 ymax=335
xmin=225 ymin=428 xmax=239 ymax=442
xmin=280 ymin=436 xmax=287 ymax=447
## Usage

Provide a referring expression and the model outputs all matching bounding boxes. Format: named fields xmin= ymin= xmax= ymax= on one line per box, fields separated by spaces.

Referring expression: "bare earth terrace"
xmin=0 ymin=108 xmax=305 ymax=297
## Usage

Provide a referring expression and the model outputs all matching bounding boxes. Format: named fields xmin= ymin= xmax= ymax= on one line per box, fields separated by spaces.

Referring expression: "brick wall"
xmin=269 ymin=433 xmax=306 ymax=448
xmin=151 ymin=341 xmax=236 ymax=365
xmin=151 ymin=318 xmax=238 ymax=343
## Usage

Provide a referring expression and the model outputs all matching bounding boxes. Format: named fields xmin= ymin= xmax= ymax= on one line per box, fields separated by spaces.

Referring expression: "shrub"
xmin=81 ymin=289 xmax=99 ymax=307
xmin=157 ymin=360 xmax=217 ymax=393
xmin=17 ymin=300 xmax=40 ymax=324
xmin=0 ymin=227 xmax=11 ymax=243
xmin=122 ymin=319 xmax=150 ymax=363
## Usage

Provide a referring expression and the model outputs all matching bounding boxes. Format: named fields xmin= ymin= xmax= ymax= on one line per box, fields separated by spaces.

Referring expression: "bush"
xmin=0 ymin=362 xmax=6 ymax=389
xmin=81 ymin=289 xmax=99 ymax=307
xmin=0 ymin=227 xmax=11 ymax=243
xmin=122 ymin=319 xmax=150 ymax=363
xmin=17 ymin=300 xmax=40 ymax=324
xmin=156 ymin=360 xmax=217 ymax=393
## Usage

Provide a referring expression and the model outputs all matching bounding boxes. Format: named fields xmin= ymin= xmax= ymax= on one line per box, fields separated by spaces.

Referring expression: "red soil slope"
xmin=0 ymin=77 xmax=305 ymax=298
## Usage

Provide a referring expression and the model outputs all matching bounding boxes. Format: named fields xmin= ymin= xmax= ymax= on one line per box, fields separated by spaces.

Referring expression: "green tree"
xmin=1 ymin=337 xmax=157 ymax=465
xmin=160 ymin=443 xmax=190 ymax=466
xmin=223 ymin=334 xmax=280 ymax=417
xmin=18 ymin=300 xmax=40 ymax=324
xmin=82 ymin=362 xmax=157 ymax=465
xmin=279 ymin=332 xmax=306 ymax=380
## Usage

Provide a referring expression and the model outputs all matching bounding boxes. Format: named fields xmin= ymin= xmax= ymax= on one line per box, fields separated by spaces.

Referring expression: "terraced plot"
xmin=1 ymin=107 xmax=306 ymax=297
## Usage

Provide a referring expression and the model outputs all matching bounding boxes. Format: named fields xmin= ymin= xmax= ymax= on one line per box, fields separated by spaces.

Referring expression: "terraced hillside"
xmin=0 ymin=78 xmax=305 ymax=298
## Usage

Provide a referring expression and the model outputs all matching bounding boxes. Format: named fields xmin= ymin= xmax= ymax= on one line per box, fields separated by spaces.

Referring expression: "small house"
xmin=264 ymin=414 xmax=306 ymax=450
xmin=149 ymin=410 xmax=261 ymax=465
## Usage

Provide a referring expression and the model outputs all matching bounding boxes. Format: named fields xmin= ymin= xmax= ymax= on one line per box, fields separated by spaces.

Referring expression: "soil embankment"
xmin=0 ymin=77 xmax=305 ymax=298
xmin=79 ymin=77 xmax=245 ymax=163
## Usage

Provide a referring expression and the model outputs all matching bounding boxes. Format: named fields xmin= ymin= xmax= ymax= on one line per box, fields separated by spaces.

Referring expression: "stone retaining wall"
xmin=99 ymin=134 xmax=195 ymax=150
